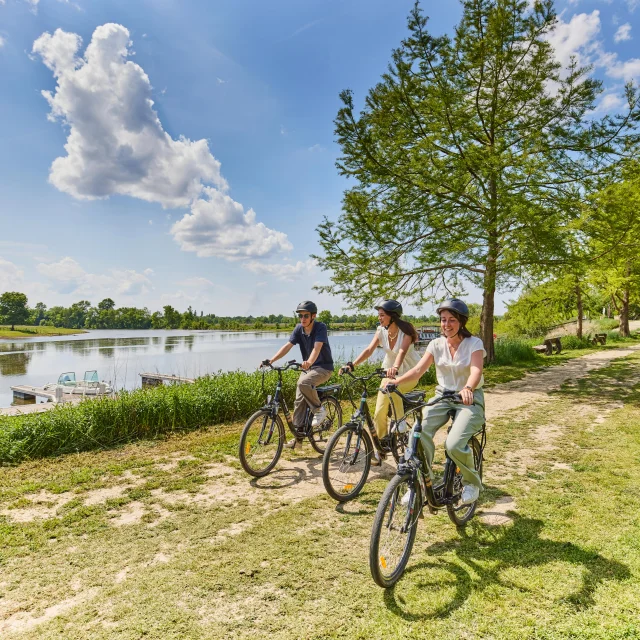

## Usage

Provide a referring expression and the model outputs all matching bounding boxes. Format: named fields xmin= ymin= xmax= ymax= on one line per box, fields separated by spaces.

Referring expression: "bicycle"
xmin=369 ymin=387 xmax=486 ymax=588
xmin=321 ymin=369 xmax=426 ymax=502
xmin=238 ymin=360 xmax=343 ymax=478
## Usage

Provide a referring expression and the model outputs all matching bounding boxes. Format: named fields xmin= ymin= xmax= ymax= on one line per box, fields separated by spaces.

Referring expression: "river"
xmin=0 ymin=329 xmax=377 ymax=408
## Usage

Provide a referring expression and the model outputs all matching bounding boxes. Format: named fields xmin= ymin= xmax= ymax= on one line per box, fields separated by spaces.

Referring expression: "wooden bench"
xmin=533 ymin=338 xmax=562 ymax=356
xmin=591 ymin=333 xmax=607 ymax=345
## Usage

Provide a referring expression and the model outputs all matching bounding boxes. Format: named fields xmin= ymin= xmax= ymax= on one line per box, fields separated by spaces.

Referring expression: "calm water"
xmin=0 ymin=329 xmax=377 ymax=408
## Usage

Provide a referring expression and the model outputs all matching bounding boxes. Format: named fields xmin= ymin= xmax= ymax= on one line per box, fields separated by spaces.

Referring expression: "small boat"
xmin=416 ymin=325 xmax=441 ymax=350
xmin=44 ymin=371 xmax=113 ymax=396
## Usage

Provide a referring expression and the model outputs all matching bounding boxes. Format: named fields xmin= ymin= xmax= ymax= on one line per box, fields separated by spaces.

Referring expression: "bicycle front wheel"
xmin=446 ymin=436 xmax=483 ymax=526
xmin=309 ymin=396 xmax=342 ymax=454
xmin=370 ymin=472 xmax=422 ymax=588
xmin=322 ymin=423 xmax=372 ymax=502
xmin=239 ymin=410 xmax=285 ymax=478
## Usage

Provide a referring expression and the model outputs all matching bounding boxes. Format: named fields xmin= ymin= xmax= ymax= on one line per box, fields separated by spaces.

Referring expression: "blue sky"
xmin=1 ymin=0 xmax=639 ymax=317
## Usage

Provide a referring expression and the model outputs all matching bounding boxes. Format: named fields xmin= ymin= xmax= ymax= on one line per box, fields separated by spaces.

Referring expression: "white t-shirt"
xmin=376 ymin=326 xmax=420 ymax=374
xmin=426 ymin=336 xmax=486 ymax=391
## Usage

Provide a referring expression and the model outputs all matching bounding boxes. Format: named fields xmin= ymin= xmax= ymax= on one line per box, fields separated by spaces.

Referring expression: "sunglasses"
xmin=297 ymin=313 xmax=311 ymax=319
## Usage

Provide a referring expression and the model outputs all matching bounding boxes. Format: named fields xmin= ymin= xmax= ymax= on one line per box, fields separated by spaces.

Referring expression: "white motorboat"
xmin=44 ymin=371 xmax=113 ymax=396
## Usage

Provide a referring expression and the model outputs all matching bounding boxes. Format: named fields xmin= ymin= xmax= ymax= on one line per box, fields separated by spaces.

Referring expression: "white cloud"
xmin=33 ymin=24 xmax=227 ymax=208
xmin=628 ymin=1 xmax=640 ymax=13
xmin=244 ymin=259 xmax=316 ymax=282
xmin=36 ymin=257 xmax=153 ymax=297
xmin=170 ymin=187 xmax=292 ymax=260
xmin=33 ymin=23 xmax=291 ymax=263
xmin=0 ymin=257 xmax=25 ymax=293
xmin=546 ymin=10 xmax=601 ymax=70
xmin=26 ymin=0 xmax=39 ymax=14
xmin=307 ymin=144 xmax=325 ymax=152
xmin=0 ymin=36 xmax=5 ymax=49
xmin=143 ymin=268 xmax=154 ymax=276
xmin=607 ymin=57 xmax=640 ymax=79
xmin=591 ymin=90 xmax=626 ymax=113
xmin=614 ymin=23 xmax=632 ymax=42
xmin=179 ymin=277 xmax=216 ymax=289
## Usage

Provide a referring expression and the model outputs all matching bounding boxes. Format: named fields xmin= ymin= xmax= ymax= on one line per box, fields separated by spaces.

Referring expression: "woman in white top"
xmin=388 ymin=299 xmax=485 ymax=505
xmin=340 ymin=300 xmax=420 ymax=464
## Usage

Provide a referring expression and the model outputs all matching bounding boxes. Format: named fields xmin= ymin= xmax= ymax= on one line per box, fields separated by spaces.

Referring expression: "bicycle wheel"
xmin=322 ymin=423 xmax=372 ymax=502
xmin=239 ymin=410 xmax=285 ymax=478
xmin=446 ymin=436 xmax=483 ymax=526
xmin=370 ymin=473 xmax=422 ymax=588
xmin=308 ymin=396 xmax=342 ymax=454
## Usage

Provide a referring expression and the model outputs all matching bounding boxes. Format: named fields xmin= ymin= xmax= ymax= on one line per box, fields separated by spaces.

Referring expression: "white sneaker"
xmin=311 ymin=405 xmax=327 ymax=427
xmin=460 ymin=484 xmax=480 ymax=505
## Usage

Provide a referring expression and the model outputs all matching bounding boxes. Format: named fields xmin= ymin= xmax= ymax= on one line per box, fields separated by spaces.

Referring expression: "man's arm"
xmin=301 ymin=342 xmax=324 ymax=370
xmin=263 ymin=341 xmax=294 ymax=367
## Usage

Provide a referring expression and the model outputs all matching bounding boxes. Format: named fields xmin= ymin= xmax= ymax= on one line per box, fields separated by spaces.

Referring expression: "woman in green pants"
xmin=387 ymin=299 xmax=486 ymax=505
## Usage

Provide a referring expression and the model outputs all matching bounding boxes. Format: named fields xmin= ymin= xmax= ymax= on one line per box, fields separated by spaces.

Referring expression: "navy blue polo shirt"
xmin=289 ymin=321 xmax=334 ymax=370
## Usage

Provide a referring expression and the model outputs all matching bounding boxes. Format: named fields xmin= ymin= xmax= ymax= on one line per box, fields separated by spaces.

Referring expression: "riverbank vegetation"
xmin=3 ymin=337 xmax=640 ymax=465
xmin=0 ymin=326 xmax=85 ymax=339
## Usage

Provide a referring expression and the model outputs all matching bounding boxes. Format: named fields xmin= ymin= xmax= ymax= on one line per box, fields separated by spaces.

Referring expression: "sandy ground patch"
xmin=478 ymin=496 xmax=517 ymax=526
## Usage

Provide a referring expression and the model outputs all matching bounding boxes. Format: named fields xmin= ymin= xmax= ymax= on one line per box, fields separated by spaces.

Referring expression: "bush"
xmin=491 ymin=338 xmax=537 ymax=365
xmin=0 ymin=359 xmax=435 ymax=464
xmin=561 ymin=335 xmax=594 ymax=350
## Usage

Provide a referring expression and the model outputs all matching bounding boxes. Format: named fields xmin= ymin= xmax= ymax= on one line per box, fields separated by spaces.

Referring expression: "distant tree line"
xmin=0 ymin=293 xmax=439 ymax=332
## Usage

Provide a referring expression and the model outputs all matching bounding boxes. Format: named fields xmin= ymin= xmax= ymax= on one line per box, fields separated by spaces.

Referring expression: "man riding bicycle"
xmin=261 ymin=300 xmax=334 ymax=450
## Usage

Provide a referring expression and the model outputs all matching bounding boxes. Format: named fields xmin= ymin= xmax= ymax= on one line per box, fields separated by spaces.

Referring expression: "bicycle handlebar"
xmin=260 ymin=359 xmax=302 ymax=372
xmin=341 ymin=368 xmax=386 ymax=383
xmin=383 ymin=386 xmax=464 ymax=406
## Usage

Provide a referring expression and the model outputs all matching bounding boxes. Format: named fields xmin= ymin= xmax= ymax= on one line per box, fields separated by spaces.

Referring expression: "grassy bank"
xmin=0 ymin=354 xmax=639 ymax=637
xmin=3 ymin=338 xmax=640 ymax=465
xmin=0 ymin=326 xmax=86 ymax=339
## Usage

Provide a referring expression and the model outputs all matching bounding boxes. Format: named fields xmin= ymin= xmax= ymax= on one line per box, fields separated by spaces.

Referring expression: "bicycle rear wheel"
xmin=322 ymin=423 xmax=372 ymax=502
xmin=239 ymin=410 xmax=285 ymax=478
xmin=446 ymin=436 xmax=483 ymax=526
xmin=370 ymin=473 xmax=422 ymax=588
xmin=308 ymin=396 xmax=342 ymax=454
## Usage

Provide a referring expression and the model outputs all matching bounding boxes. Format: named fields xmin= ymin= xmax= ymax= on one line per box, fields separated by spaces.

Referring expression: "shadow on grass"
xmin=550 ymin=358 xmax=640 ymax=408
xmin=383 ymin=513 xmax=631 ymax=621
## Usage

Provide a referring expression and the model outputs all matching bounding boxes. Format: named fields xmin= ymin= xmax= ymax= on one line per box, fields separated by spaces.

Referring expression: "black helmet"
xmin=374 ymin=299 xmax=403 ymax=316
xmin=295 ymin=300 xmax=317 ymax=314
xmin=436 ymin=298 xmax=469 ymax=320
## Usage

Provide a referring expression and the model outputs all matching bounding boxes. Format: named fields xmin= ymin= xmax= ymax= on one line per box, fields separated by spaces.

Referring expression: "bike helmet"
xmin=295 ymin=300 xmax=317 ymax=314
xmin=436 ymin=298 xmax=469 ymax=319
xmin=374 ymin=299 xmax=403 ymax=316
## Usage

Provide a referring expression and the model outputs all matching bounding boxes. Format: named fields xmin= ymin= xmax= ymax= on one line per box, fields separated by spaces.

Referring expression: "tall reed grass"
xmin=0 ymin=361 xmax=436 ymax=464
xmin=491 ymin=338 xmax=537 ymax=365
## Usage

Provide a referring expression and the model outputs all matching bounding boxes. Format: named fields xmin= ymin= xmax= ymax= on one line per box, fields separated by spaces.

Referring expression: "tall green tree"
xmin=0 ymin=292 xmax=29 ymax=330
xmin=316 ymin=0 xmax=639 ymax=360
xmin=98 ymin=298 xmax=115 ymax=311
xmin=586 ymin=167 xmax=640 ymax=337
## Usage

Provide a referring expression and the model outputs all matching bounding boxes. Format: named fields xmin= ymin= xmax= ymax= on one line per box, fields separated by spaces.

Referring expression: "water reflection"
xmin=0 ymin=352 xmax=32 ymax=376
xmin=0 ymin=329 xmax=375 ymax=408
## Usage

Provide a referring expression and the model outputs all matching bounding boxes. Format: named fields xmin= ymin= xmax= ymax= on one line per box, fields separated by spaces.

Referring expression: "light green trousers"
xmin=417 ymin=388 xmax=485 ymax=490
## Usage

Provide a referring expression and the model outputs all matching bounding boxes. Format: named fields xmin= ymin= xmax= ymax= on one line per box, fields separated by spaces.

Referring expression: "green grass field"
xmin=0 ymin=349 xmax=639 ymax=638
xmin=0 ymin=326 xmax=86 ymax=339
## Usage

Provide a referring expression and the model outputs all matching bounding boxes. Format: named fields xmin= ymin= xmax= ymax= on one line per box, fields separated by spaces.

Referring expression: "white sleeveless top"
xmin=426 ymin=336 xmax=486 ymax=391
xmin=376 ymin=326 xmax=420 ymax=374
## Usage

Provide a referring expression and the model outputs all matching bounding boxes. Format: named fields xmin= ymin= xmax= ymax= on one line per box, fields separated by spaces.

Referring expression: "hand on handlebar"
xmin=460 ymin=387 xmax=474 ymax=406
xmin=386 ymin=366 xmax=398 ymax=379
xmin=382 ymin=381 xmax=397 ymax=394
xmin=339 ymin=361 xmax=354 ymax=376
xmin=301 ymin=360 xmax=311 ymax=371
xmin=259 ymin=359 xmax=271 ymax=369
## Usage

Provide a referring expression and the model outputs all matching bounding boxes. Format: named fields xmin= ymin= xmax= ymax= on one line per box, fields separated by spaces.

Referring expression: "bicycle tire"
xmin=446 ymin=436 xmax=483 ymax=526
xmin=308 ymin=396 xmax=342 ymax=454
xmin=322 ymin=423 xmax=372 ymax=502
xmin=370 ymin=472 xmax=422 ymax=588
xmin=239 ymin=409 xmax=285 ymax=478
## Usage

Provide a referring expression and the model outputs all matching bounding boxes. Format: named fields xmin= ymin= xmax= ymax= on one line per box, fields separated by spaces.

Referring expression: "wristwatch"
xmin=463 ymin=385 xmax=474 ymax=392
